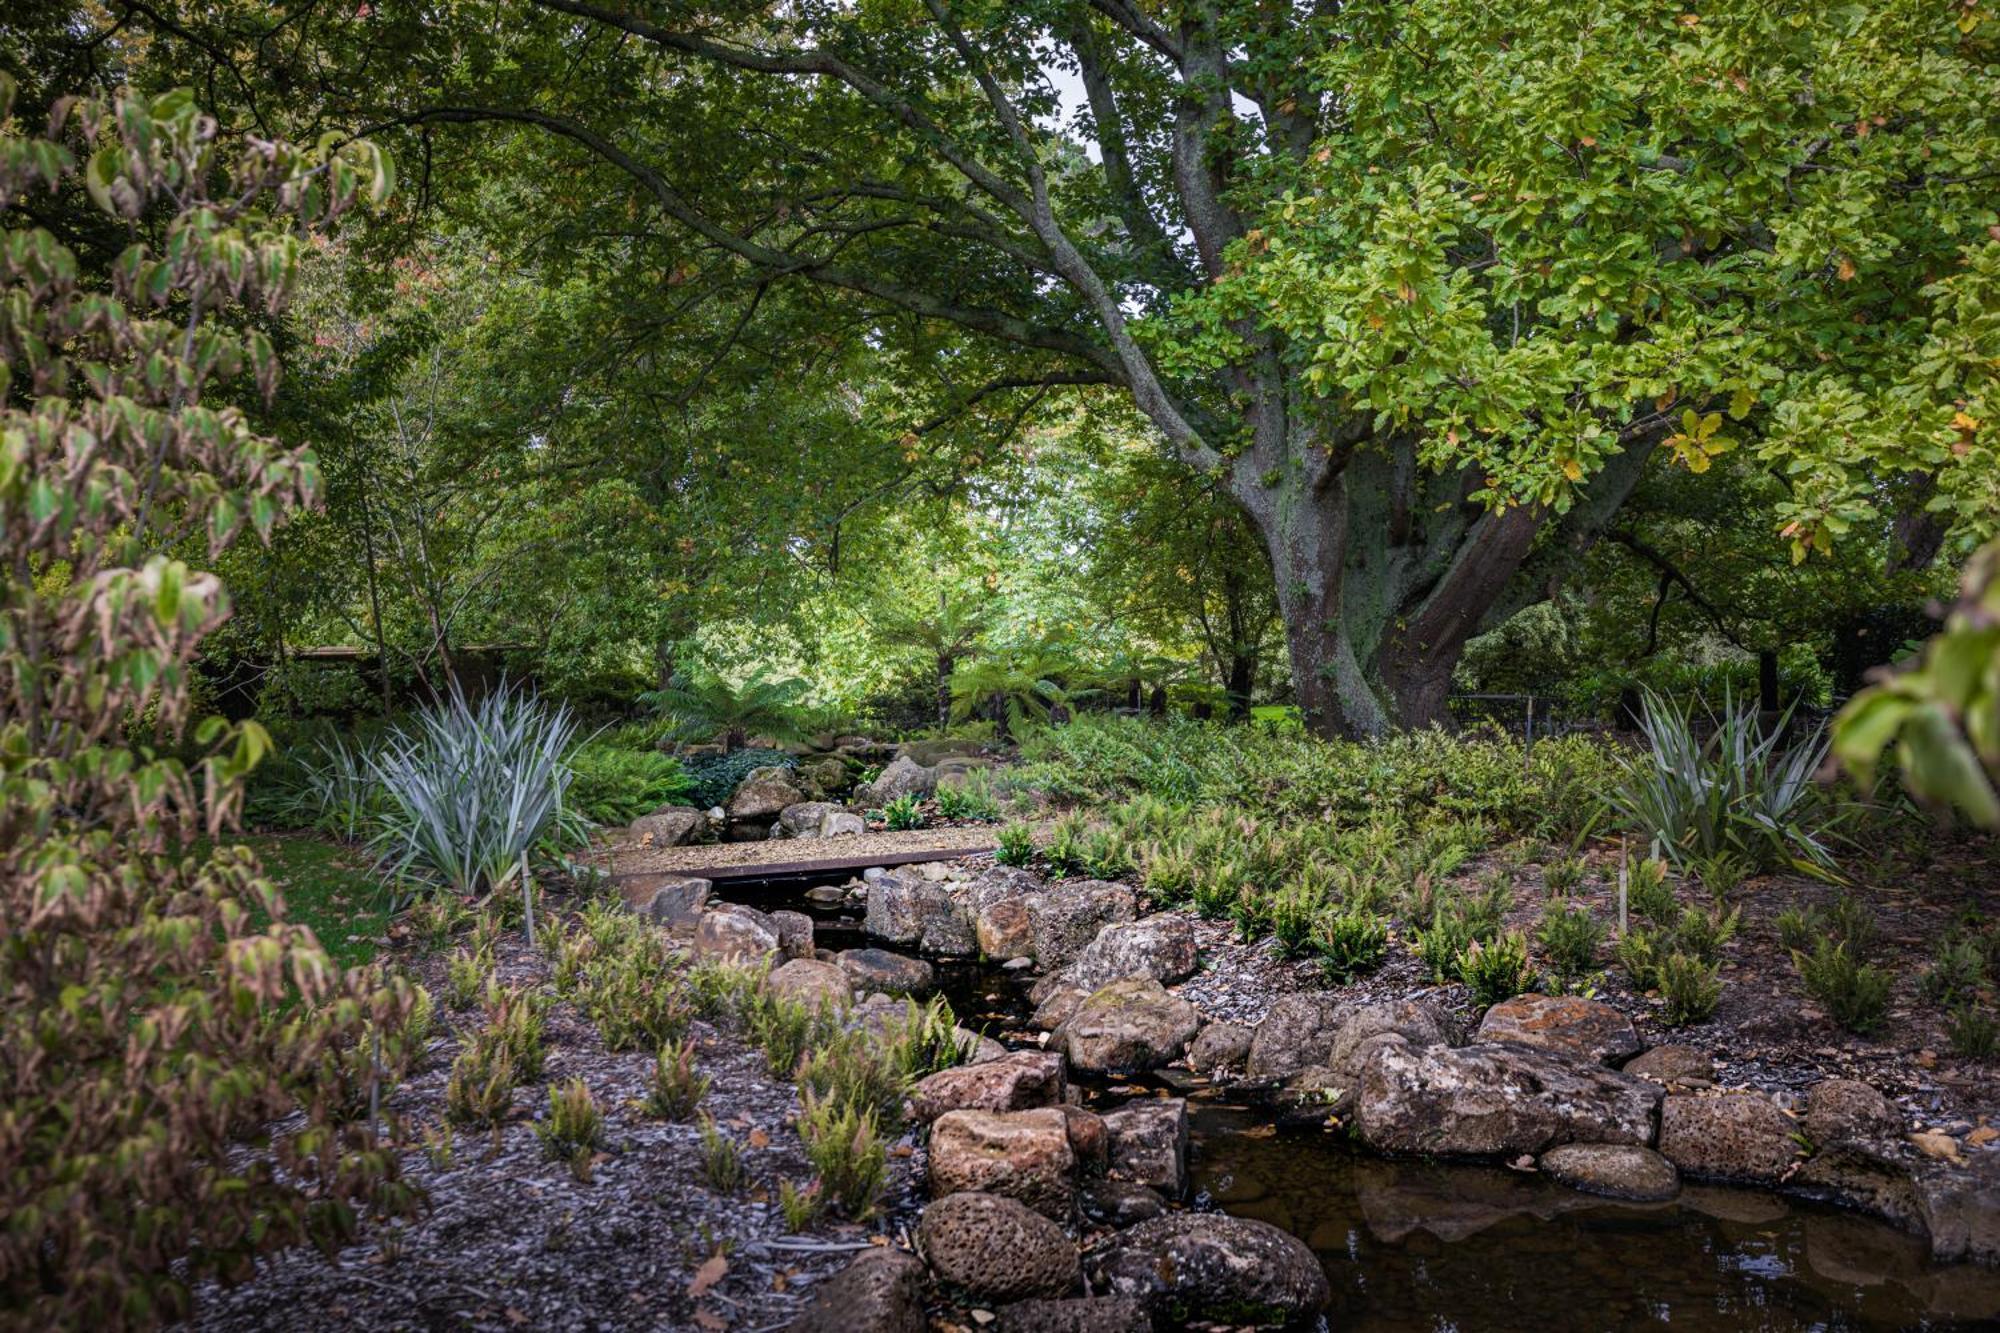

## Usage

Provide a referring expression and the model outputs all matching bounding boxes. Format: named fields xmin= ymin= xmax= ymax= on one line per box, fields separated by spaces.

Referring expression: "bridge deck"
xmin=594 ymin=825 xmax=1006 ymax=885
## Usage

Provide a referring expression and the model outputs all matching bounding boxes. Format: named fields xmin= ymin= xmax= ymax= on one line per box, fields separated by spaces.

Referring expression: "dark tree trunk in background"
xmin=1758 ymin=649 xmax=1781 ymax=715
xmin=1149 ymin=684 xmax=1168 ymax=716
xmin=935 ymin=653 xmax=953 ymax=731
xmin=1126 ymin=677 xmax=1142 ymax=711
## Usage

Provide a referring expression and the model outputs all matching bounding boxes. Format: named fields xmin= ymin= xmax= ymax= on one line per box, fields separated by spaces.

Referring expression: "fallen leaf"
xmin=504 ymin=1309 xmax=530 ymax=1326
xmin=693 ymin=1310 xmax=728 ymax=1331
xmin=688 ymin=1253 xmax=728 ymax=1299
xmin=748 ymin=1128 xmax=771 ymax=1149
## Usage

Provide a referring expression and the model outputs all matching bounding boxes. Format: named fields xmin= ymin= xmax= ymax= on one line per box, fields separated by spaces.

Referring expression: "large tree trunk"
xmin=1238 ymin=438 xmax=1654 ymax=740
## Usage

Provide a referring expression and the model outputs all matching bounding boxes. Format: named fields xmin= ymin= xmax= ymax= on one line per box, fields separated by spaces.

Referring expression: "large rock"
xmin=771 ymin=909 xmax=814 ymax=961
xmin=1475 ymin=994 xmax=1642 ymax=1067
xmin=856 ymin=754 xmax=935 ymax=806
xmin=1355 ymin=1041 xmax=1661 ymax=1157
xmin=995 ymin=1298 xmax=1153 ymax=1333
xmin=837 ymin=948 xmax=935 ymax=995
xmin=728 ymin=771 xmax=804 ymax=820
xmin=900 ymin=737 xmax=987 ymax=766
xmin=1081 ymin=1180 xmax=1169 ymax=1229
xmin=1326 ymin=1000 xmax=1453 ymax=1075
xmin=787 ymin=1246 xmax=925 ymax=1333
xmin=820 ymin=809 xmax=867 ymax=838
xmin=1085 ymin=1214 xmax=1330 ymax=1327
xmin=975 ymin=895 xmax=1037 ymax=961
xmin=1029 ymin=880 xmax=1137 ymax=970
xmin=927 ymin=1107 xmax=1078 ymax=1220
xmin=1657 ymin=1091 xmax=1801 ymax=1183
xmin=1103 ymin=1098 xmax=1189 ymax=1196
xmin=1913 ymin=1152 xmax=2000 ymax=1265
xmin=775 ymin=800 xmax=844 ymax=839
xmin=1622 ymin=1044 xmax=1716 ymax=1085
xmin=1794 ymin=1138 xmax=1928 ymax=1234
xmin=1056 ymin=978 xmax=1201 ymax=1073
xmin=1245 ymin=994 xmax=1350 ymax=1083
xmin=691 ymin=904 xmax=780 ymax=964
xmin=908 ymin=1050 xmax=1067 ymax=1124
xmin=622 ymin=874 xmax=710 ymax=928
xmin=796 ymin=755 xmax=852 ymax=798
xmin=629 ymin=806 xmax=706 ymax=846
xmin=1804 ymin=1078 xmax=1903 ymax=1147
xmin=864 ymin=874 xmax=975 ymax=956
xmin=1187 ymin=1021 xmax=1254 ymax=1076
xmin=1058 ymin=914 xmax=1198 ymax=993
xmin=1539 ymin=1143 xmax=1680 ymax=1201
xmin=917 ymin=1191 xmax=1079 ymax=1303
xmin=766 ymin=958 xmax=851 ymax=1011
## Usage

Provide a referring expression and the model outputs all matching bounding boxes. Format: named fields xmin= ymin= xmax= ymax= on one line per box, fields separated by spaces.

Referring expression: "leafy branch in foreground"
xmin=0 ymin=79 xmax=412 ymax=1326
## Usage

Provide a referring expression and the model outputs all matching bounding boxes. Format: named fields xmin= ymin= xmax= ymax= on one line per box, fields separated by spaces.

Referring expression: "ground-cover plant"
xmin=446 ymin=945 xmax=491 ymax=1008
xmin=1626 ymin=855 xmax=1678 ymax=925
xmin=879 ymin=793 xmax=925 ymax=831
xmin=995 ymin=820 xmax=1037 ymax=866
xmin=1793 ymin=941 xmax=1893 ymax=1034
xmin=1543 ymin=853 xmax=1586 ymax=897
xmin=1947 ymin=1005 xmax=1998 ymax=1060
xmin=1919 ymin=937 xmax=1989 ymax=1007
xmin=581 ymin=946 xmax=692 ymax=1051
xmin=779 ymin=1179 xmax=825 ymax=1231
xmin=534 ymin=1077 xmax=605 ymax=1164
xmin=1312 ymin=906 xmax=1389 ymax=981
xmin=680 ymin=746 xmax=794 ymax=809
xmin=1271 ymin=876 xmax=1329 ymax=958
xmin=1658 ymin=953 xmax=1723 ymax=1026
xmin=1617 ymin=927 xmax=1666 ymax=991
xmin=369 ymin=684 xmax=585 ymax=904
xmin=1669 ymin=905 xmax=1741 ymax=966
xmin=565 ymin=741 xmax=691 ymax=825
xmin=797 ymin=1090 xmax=889 ymax=1218
xmin=483 ymin=984 xmax=550 ymax=1081
xmin=697 ymin=1113 xmax=746 ymax=1192
xmin=645 ymin=1039 xmax=710 ymax=1120
xmin=935 ymin=771 xmax=1002 ymax=821
xmin=0 ymin=87 xmax=418 ymax=1325
xmin=446 ymin=1032 xmax=517 ymax=1128
xmin=1458 ymin=931 xmax=1535 ymax=1007
xmin=1538 ymin=901 xmax=1604 ymax=992
xmin=1609 ymin=691 xmax=1843 ymax=873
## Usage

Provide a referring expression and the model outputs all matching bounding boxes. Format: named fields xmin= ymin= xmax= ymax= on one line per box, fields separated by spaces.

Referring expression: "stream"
xmin=723 ymin=874 xmax=2000 ymax=1330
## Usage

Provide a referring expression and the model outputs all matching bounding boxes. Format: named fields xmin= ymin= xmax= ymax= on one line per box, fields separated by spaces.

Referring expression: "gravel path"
xmin=592 ymin=825 xmax=1021 ymax=878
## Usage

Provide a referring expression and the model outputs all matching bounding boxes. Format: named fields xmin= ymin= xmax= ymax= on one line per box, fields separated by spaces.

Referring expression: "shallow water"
xmin=741 ymin=879 xmax=2000 ymax=1330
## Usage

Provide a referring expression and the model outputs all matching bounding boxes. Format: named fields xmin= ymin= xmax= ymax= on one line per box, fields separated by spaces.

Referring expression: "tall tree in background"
xmin=304 ymin=0 xmax=1995 ymax=737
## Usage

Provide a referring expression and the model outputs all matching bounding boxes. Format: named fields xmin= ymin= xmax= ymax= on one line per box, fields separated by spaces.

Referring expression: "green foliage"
xmin=482 ymin=984 xmax=550 ymax=1081
xmin=1947 ymin=1006 xmax=1998 ymax=1060
xmin=1271 ymin=877 xmax=1329 ymax=959
xmin=1457 ymin=931 xmax=1535 ymax=1008
xmin=879 ymin=793 xmax=925 ymax=831
xmin=797 ymin=1091 xmax=888 ymax=1219
xmin=1658 ymin=954 xmax=1723 ymax=1027
xmin=1626 ymin=855 xmax=1678 ymax=925
xmin=564 ymin=741 xmax=691 ymax=825
xmin=446 ymin=1033 xmax=517 ymax=1128
xmin=580 ymin=943 xmax=691 ymax=1053
xmin=369 ymin=685 xmax=585 ymax=902
xmin=1043 ymin=811 xmax=1091 ymax=877
xmin=1312 ymin=907 xmax=1390 ymax=982
xmin=779 ymin=1178 xmax=825 ymax=1232
xmin=1617 ymin=927 xmax=1666 ymax=992
xmin=1793 ymin=942 xmax=1893 ymax=1034
xmin=696 ymin=1113 xmax=745 ymax=1193
xmin=1610 ymin=692 xmax=1842 ymax=872
xmin=1919 ymin=937 xmax=1989 ymax=1007
xmin=1537 ymin=901 xmax=1604 ymax=993
xmin=446 ymin=946 xmax=491 ymax=1010
xmin=746 ymin=992 xmax=832 ymax=1078
xmin=995 ymin=820 xmax=1037 ymax=867
xmin=644 ymin=1039 xmax=710 ymax=1121
xmin=1691 ymin=850 xmax=1754 ymax=902
xmin=534 ymin=1077 xmax=604 ymax=1160
xmin=0 ymin=83 xmax=415 ymax=1323
xmin=642 ymin=667 xmax=810 ymax=753
xmin=935 ymin=772 xmax=1001 ymax=822
xmin=949 ymin=643 xmax=1085 ymax=739
xmin=680 ymin=747 xmax=793 ymax=810
xmin=1542 ymin=854 xmax=1586 ymax=897
xmin=1669 ymin=905 xmax=1741 ymax=967
xmin=1835 ymin=541 xmax=2000 ymax=827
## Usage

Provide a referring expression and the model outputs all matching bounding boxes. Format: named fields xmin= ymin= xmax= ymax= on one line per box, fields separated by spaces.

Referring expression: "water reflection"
xmin=1187 ymin=1101 xmax=2000 ymax=1331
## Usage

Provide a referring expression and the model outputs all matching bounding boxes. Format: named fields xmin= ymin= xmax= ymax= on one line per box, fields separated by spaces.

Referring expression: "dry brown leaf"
xmin=748 ymin=1127 xmax=771 ymax=1148
xmin=692 ymin=1309 xmax=729 ymax=1332
xmin=688 ymin=1253 xmax=728 ymax=1299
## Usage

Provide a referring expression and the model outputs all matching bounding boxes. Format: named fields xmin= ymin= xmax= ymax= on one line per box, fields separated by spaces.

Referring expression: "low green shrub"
xmin=1919 ymin=937 xmax=1988 ymax=1007
xmin=879 ymin=793 xmax=925 ymax=831
xmin=1313 ymin=907 xmax=1389 ymax=982
xmin=1794 ymin=941 xmax=1892 ymax=1033
xmin=1415 ymin=911 xmax=1476 ymax=985
xmin=581 ymin=948 xmax=691 ymax=1052
xmin=681 ymin=747 xmax=793 ymax=809
xmin=1626 ymin=855 xmax=1677 ymax=925
xmin=564 ymin=741 xmax=691 ymax=825
xmin=645 ymin=1039 xmax=710 ymax=1120
xmin=779 ymin=1178 xmax=825 ymax=1232
xmin=1458 ymin=930 xmax=1535 ymax=1007
xmin=995 ymin=820 xmax=1037 ymax=867
xmin=534 ymin=1077 xmax=604 ymax=1159
xmin=445 ymin=1034 xmax=516 ymax=1128
xmin=935 ymin=772 xmax=1001 ymax=822
xmin=1139 ymin=843 xmax=1196 ymax=904
xmin=1543 ymin=854 xmax=1586 ymax=897
xmin=697 ymin=1113 xmax=745 ymax=1192
xmin=482 ymin=984 xmax=550 ymax=1081
xmin=445 ymin=945 xmax=490 ymax=1010
xmin=797 ymin=1091 xmax=888 ymax=1218
xmin=1537 ymin=901 xmax=1604 ymax=992
xmin=1617 ymin=926 xmax=1665 ymax=991
xmin=1658 ymin=953 xmax=1722 ymax=1026
xmin=1044 ymin=811 xmax=1091 ymax=876
xmin=1947 ymin=1005 xmax=1997 ymax=1059
xmin=1271 ymin=878 xmax=1327 ymax=959
xmin=1669 ymin=904 xmax=1740 ymax=966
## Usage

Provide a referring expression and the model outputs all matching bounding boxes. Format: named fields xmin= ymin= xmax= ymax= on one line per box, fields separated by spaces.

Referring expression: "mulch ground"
xmin=186 ymin=904 xmax=920 ymax=1332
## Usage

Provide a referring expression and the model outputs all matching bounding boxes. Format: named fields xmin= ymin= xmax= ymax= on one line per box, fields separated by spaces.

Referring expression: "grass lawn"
xmin=240 ymin=833 xmax=391 ymax=970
